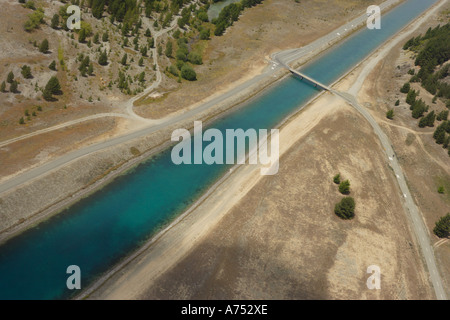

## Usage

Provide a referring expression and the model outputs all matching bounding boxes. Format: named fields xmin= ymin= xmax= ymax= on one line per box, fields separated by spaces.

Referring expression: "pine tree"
xmin=386 ymin=109 xmax=394 ymax=120
xmin=102 ymin=32 xmax=109 ymax=42
xmin=49 ymin=60 xmax=57 ymax=71
xmin=433 ymin=213 xmax=450 ymax=238
xmin=121 ymin=53 xmax=127 ymax=66
xmin=51 ymin=14 xmax=59 ymax=29
xmin=10 ymin=81 xmax=18 ymax=93
xmin=21 ymin=65 xmax=32 ymax=79
xmin=339 ymin=180 xmax=351 ymax=195
xmin=78 ymin=28 xmax=86 ymax=43
xmin=39 ymin=39 xmax=49 ymax=53
xmin=88 ymin=63 xmax=94 ymax=76
xmin=165 ymin=41 xmax=173 ymax=58
xmin=0 ymin=81 xmax=6 ymax=92
xmin=98 ymin=50 xmax=108 ymax=66
xmin=43 ymin=76 xmax=61 ymax=101
xmin=7 ymin=71 xmax=14 ymax=83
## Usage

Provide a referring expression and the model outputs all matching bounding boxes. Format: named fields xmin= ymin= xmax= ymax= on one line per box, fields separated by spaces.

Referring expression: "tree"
xmin=138 ymin=71 xmax=145 ymax=83
xmin=395 ymin=99 xmax=400 ymax=106
xmin=10 ymin=81 xmax=18 ymax=93
xmin=88 ymin=63 xmax=94 ymax=76
xmin=138 ymin=57 xmax=144 ymax=67
xmin=24 ymin=7 xmax=45 ymax=32
xmin=78 ymin=28 xmax=86 ymax=43
xmin=121 ymin=53 xmax=128 ymax=65
xmin=140 ymin=46 xmax=148 ymax=57
xmin=49 ymin=60 xmax=57 ymax=71
xmin=333 ymin=174 xmax=341 ymax=184
xmin=406 ymin=89 xmax=417 ymax=105
xmin=418 ymin=111 xmax=435 ymax=127
xmin=21 ymin=65 xmax=32 ymax=79
xmin=181 ymin=64 xmax=197 ymax=81
xmin=386 ymin=109 xmax=394 ymax=120
xmin=339 ymin=180 xmax=350 ymax=195
xmin=39 ymin=39 xmax=49 ymax=53
xmin=102 ymin=32 xmax=109 ymax=42
xmin=7 ymin=71 xmax=14 ymax=83
xmin=0 ymin=81 xmax=5 ymax=92
xmin=334 ymin=197 xmax=356 ymax=220
xmin=188 ymin=52 xmax=203 ymax=65
xmin=200 ymin=28 xmax=210 ymax=40
xmin=92 ymin=0 xmax=105 ymax=19
xmin=93 ymin=33 xmax=99 ymax=44
xmin=400 ymin=82 xmax=411 ymax=94
xmin=433 ymin=213 xmax=450 ymax=238
xmin=145 ymin=28 xmax=151 ymax=37
xmin=43 ymin=76 xmax=61 ymax=100
xmin=98 ymin=50 xmax=108 ymax=66
xmin=435 ymin=130 xmax=446 ymax=144
xmin=165 ymin=40 xmax=173 ymax=57
xmin=51 ymin=14 xmax=59 ymax=29
xmin=438 ymin=186 xmax=445 ymax=194
xmin=19 ymin=117 xmax=25 ymax=125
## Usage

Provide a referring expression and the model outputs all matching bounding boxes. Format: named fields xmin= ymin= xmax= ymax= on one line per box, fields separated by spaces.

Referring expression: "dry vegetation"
xmin=356 ymin=4 xmax=450 ymax=297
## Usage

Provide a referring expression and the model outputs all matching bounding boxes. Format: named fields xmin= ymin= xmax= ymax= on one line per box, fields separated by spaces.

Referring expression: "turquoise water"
xmin=0 ymin=0 xmax=438 ymax=299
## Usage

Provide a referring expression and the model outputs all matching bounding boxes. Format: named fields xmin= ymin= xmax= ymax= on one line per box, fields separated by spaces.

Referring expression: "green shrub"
xmin=334 ymin=197 xmax=355 ymax=220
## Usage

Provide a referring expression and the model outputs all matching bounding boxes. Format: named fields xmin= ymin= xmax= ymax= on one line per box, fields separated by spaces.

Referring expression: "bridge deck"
xmin=288 ymin=68 xmax=331 ymax=91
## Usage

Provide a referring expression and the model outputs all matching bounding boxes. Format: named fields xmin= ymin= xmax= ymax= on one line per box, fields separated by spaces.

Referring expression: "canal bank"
xmin=0 ymin=0 xmax=441 ymax=299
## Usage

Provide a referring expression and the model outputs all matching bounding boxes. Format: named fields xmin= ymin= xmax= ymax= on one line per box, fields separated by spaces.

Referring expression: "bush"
xmin=39 ymin=39 xmax=49 ymax=53
xmin=49 ymin=60 xmax=56 ymax=71
xmin=21 ymin=65 xmax=32 ymax=79
xmin=24 ymin=8 xmax=44 ymax=32
xmin=188 ymin=52 xmax=203 ymax=65
xmin=169 ymin=65 xmax=179 ymax=77
xmin=339 ymin=180 xmax=350 ymax=194
xmin=386 ymin=109 xmax=394 ymax=120
xmin=7 ymin=71 xmax=14 ymax=83
xmin=433 ymin=213 xmax=450 ymax=238
xmin=181 ymin=64 xmax=197 ymax=81
xmin=10 ymin=81 xmax=18 ymax=93
xmin=334 ymin=197 xmax=356 ymax=220
xmin=400 ymin=82 xmax=410 ymax=94
xmin=200 ymin=28 xmax=210 ymax=40
xmin=43 ymin=76 xmax=61 ymax=101
xmin=333 ymin=173 xmax=340 ymax=184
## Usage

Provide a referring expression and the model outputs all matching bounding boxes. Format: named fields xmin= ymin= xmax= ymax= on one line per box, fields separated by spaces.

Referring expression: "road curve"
xmin=333 ymin=90 xmax=447 ymax=300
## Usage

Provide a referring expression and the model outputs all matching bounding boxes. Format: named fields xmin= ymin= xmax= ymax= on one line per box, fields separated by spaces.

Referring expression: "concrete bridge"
xmin=287 ymin=67 xmax=331 ymax=91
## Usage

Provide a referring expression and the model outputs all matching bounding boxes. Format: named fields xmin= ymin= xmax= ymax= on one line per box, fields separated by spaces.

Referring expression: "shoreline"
xmin=81 ymin=0 xmax=447 ymax=299
xmin=0 ymin=0 xmax=393 ymax=243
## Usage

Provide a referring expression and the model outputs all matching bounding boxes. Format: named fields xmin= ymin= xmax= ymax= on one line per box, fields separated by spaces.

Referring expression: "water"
xmin=0 ymin=0 xmax=438 ymax=299
xmin=207 ymin=0 xmax=242 ymax=21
